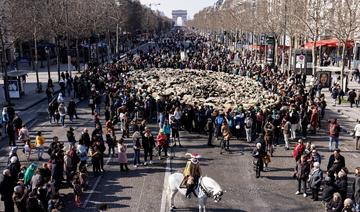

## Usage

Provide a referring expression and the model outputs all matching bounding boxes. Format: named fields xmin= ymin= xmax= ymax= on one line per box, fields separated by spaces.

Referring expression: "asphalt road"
xmin=1 ymin=94 xmax=359 ymax=212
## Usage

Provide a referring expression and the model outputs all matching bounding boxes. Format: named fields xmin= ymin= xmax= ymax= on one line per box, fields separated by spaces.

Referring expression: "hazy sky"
xmin=140 ymin=0 xmax=218 ymax=19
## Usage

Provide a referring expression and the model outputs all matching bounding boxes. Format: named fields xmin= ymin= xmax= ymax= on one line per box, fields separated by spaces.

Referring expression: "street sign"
xmin=297 ymin=54 xmax=305 ymax=65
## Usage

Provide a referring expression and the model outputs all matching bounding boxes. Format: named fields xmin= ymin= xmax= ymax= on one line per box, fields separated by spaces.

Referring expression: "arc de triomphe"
xmin=172 ymin=10 xmax=187 ymax=26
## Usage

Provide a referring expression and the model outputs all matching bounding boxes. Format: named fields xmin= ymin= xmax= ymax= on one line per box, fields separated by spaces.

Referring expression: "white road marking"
xmin=160 ymin=157 xmax=172 ymax=212
xmin=82 ymin=156 xmax=112 ymax=208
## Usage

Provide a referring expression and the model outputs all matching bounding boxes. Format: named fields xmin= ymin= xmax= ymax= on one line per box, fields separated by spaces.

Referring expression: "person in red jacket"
xmin=293 ymin=139 xmax=305 ymax=162
xmin=156 ymin=129 xmax=168 ymax=159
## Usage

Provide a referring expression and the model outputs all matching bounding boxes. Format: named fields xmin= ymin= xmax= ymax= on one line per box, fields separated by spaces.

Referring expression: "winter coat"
xmin=309 ymin=168 xmax=323 ymax=188
xmin=117 ymin=143 xmax=128 ymax=164
xmin=142 ymin=134 xmax=155 ymax=150
xmin=295 ymin=161 xmax=310 ymax=180
xmin=0 ymin=175 xmax=15 ymax=201
xmin=327 ymin=154 xmax=346 ymax=173
xmin=335 ymin=178 xmax=348 ymax=201
xmin=326 ymin=199 xmax=342 ymax=212
xmin=353 ymin=175 xmax=360 ymax=205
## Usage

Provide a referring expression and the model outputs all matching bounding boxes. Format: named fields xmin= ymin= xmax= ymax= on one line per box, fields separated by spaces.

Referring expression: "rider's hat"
xmin=185 ymin=153 xmax=201 ymax=164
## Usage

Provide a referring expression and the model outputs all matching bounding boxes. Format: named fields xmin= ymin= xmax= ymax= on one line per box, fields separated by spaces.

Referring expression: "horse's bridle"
xmin=199 ymin=181 xmax=223 ymax=202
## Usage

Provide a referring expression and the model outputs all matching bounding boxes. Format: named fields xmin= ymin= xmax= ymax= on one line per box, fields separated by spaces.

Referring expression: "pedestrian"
xmin=335 ymin=169 xmax=348 ymax=202
xmin=244 ymin=114 xmax=253 ymax=143
xmin=90 ymin=145 xmax=101 ymax=177
xmin=26 ymin=190 xmax=42 ymax=211
xmin=295 ymin=155 xmax=310 ymax=197
xmin=58 ymin=103 xmax=67 ymax=127
xmin=342 ymin=198 xmax=356 ymax=212
xmin=348 ymin=89 xmax=357 ymax=108
xmin=282 ymin=118 xmax=291 ymax=150
xmin=352 ymin=167 xmax=360 ymax=212
xmin=77 ymin=139 xmax=88 ymax=171
xmin=0 ymin=169 xmax=15 ymax=212
xmin=356 ymin=90 xmax=360 ymax=108
xmin=18 ymin=125 xmax=29 ymax=143
xmin=353 ymin=120 xmax=360 ymax=150
xmin=327 ymin=149 xmax=346 ymax=175
xmin=80 ymin=128 xmax=91 ymax=150
xmin=12 ymin=185 xmax=28 ymax=212
xmin=156 ymin=128 xmax=168 ymax=160
xmin=66 ymin=127 xmax=76 ymax=146
xmin=7 ymin=121 xmax=16 ymax=146
xmin=23 ymin=139 xmax=32 ymax=161
xmin=308 ymin=162 xmax=323 ymax=201
xmin=105 ymin=133 xmax=115 ymax=157
xmin=205 ymin=118 xmax=214 ymax=146
xmin=221 ymin=121 xmax=232 ymax=153
xmin=329 ymin=119 xmax=341 ymax=152
xmin=2 ymin=107 xmax=9 ymax=133
xmin=326 ymin=192 xmax=343 ymax=212
xmin=132 ymin=127 xmax=142 ymax=167
xmin=292 ymin=139 xmax=305 ymax=162
xmin=12 ymin=113 xmax=22 ymax=137
xmin=72 ymin=175 xmax=82 ymax=208
xmin=142 ymin=127 xmax=155 ymax=165
xmin=35 ymin=131 xmax=45 ymax=161
xmin=67 ymin=98 xmax=77 ymax=122
xmin=117 ymin=138 xmax=130 ymax=171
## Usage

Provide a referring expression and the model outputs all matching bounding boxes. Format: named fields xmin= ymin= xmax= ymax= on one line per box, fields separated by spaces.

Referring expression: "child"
xmin=79 ymin=167 xmax=89 ymax=191
xmin=24 ymin=139 xmax=32 ymax=161
xmin=117 ymin=138 xmax=129 ymax=171
xmin=72 ymin=174 xmax=82 ymax=207
xmin=35 ymin=131 xmax=45 ymax=161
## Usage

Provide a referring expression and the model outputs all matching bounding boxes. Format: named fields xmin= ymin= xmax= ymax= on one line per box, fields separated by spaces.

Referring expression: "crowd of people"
xmin=0 ymin=28 xmax=359 ymax=212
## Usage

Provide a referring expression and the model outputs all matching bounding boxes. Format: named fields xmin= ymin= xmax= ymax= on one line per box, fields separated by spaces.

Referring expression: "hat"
xmin=69 ymin=127 xmax=74 ymax=131
xmin=185 ymin=153 xmax=201 ymax=164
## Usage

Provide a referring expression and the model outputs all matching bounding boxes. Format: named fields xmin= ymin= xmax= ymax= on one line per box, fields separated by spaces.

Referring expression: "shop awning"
xmin=304 ymin=39 xmax=354 ymax=49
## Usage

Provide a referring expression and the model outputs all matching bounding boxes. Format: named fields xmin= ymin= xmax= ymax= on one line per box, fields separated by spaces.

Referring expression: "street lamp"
xmin=45 ymin=46 xmax=51 ymax=79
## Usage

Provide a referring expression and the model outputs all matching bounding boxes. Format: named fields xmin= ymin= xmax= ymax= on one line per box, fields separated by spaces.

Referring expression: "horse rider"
xmin=183 ymin=153 xmax=202 ymax=199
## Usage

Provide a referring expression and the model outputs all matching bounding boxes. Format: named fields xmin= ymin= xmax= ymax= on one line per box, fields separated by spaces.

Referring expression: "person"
xmin=35 ymin=131 xmax=45 ymax=161
xmin=58 ymin=103 xmax=67 ymax=127
xmin=67 ymin=98 xmax=77 ymax=122
xmin=353 ymin=120 xmax=360 ymax=150
xmin=18 ymin=125 xmax=29 ymax=143
xmin=335 ymin=169 xmax=348 ymax=202
xmin=0 ymin=169 xmax=15 ymax=212
xmin=72 ymin=175 xmax=82 ymax=207
xmin=13 ymin=185 xmax=28 ymax=212
xmin=205 ymin=118 xmax=214 ymax=146
xmin=156 ymin=129 xmax=168 ymax=160
xmin=67 ymin=127 xmax=76 ymax=146
xmin=293 ymin=139 xmax=305 ymax=162
xmin=348 ymin=89 xmax=357 ymax=108
xmin=12 ymin=113 xmax=23 ymax=137
xmin=132 ymin=127 xmax=142 ymax=167
xmin=80 ymin=128 xmax=91 ymax=150
xmin=244 ymin=114 xmax=253 ymax=143
xmin=295 ymin=155 xmax=310 ymax=197
xmin=142 ymin=127 xmax=155 ymax=165
xmin=105 ymin=133 xmax=115 ymax=157
xmin=170 ymin=116 xmax=182 ymax=147
xmin=117 ymin=138 xmax=130 ymax=171
xmin=220 ymin=121 xmax=232 ymax=154
xmin=352 ymin=167 xmax=360 ymax=212
xmin=326 ymin=192 xmax=343 ymax=212
xmin=282 ymin=118 xmax=291 ymax=150
xmin=2 ymin=107 xmax=9 ymax=133
xmin=7 ymin=121 xmax=16 ymax=146
xmin=252 ymin=142 xmax=266 ymax=178
xmin=77 ymin=139 xmax=88 ymax=171
xmin=342 ymin=198 xmax=356 ymax=212
xmin=308 ymin=162 xmax=323 ymax=201
xmin=23 ymin=139 xmax=32 ymax=161
xmin=263 ymin=121 xmax=274 ymax=156
xmin=90 ymin=145 xmax=101 ymax=177
xmin=183 ymin=153 xmax=202 ymax=199
xmin=329 ymin=119 xmax=341 ymax=152
xmin=327 ymin=149 xmax=346 ymax=175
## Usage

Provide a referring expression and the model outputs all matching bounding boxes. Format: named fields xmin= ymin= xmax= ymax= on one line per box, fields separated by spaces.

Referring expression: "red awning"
xmin=304 ymin=39 xmax=354 ymax=49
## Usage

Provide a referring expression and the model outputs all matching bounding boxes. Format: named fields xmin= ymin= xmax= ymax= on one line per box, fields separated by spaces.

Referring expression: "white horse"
xmin=168 ymin=172 xmax=223 ymax=212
